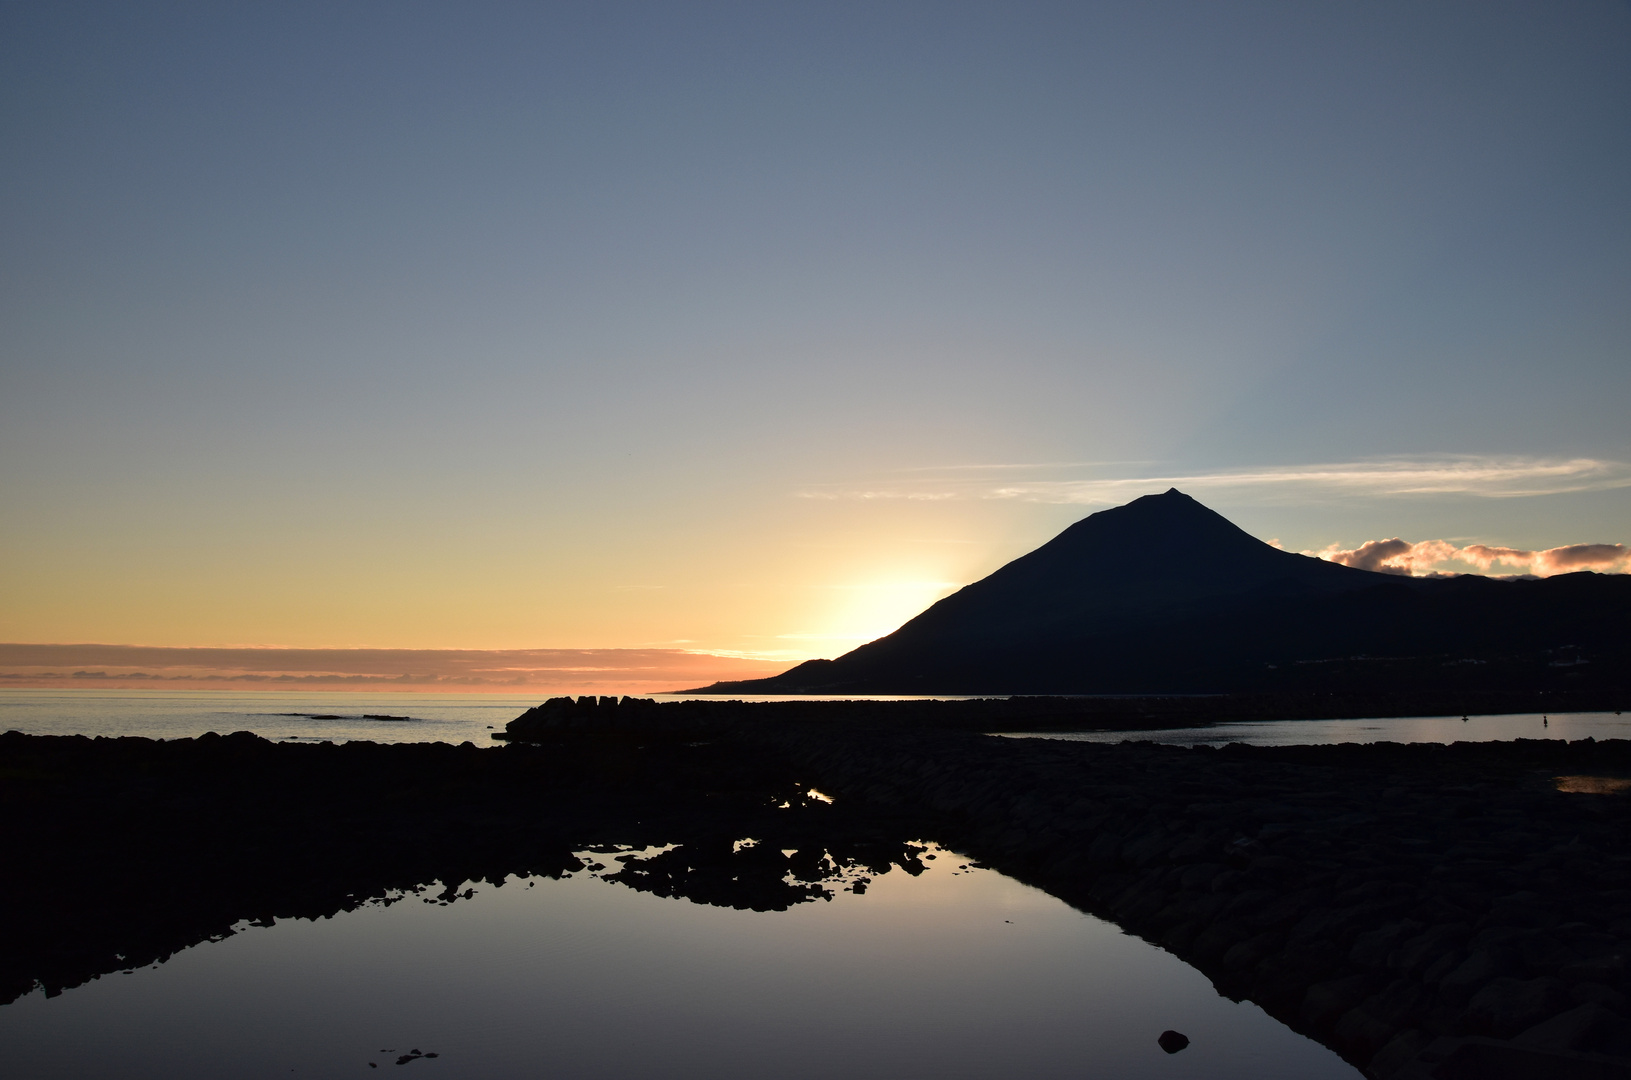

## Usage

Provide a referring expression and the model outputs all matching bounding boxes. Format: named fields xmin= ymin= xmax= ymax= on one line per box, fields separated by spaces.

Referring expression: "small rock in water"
xmin=393 ymin=1048 xmax=437 ymax=1065
xmin=1157 ymin=1030 xmax=1190 ymax=1054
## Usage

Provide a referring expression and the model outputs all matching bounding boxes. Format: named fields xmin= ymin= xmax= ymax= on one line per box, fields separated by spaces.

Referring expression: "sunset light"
xmin=3 ymin=6 xmax=1629 ymax=1077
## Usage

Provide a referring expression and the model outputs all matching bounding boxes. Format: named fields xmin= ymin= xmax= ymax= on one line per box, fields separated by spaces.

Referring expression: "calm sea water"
xmin=4 ymin=689 xmax=1625 ymax=748
xmin=0 ymin=843 xmax=1358 ymax=1080
xmin=0 ymin=689 xmax=973 ymax=744
xmin=0 ymin=689 xmax=538 ymax=743
xmin=1004 ymin=710 xmax=1631 ymax=747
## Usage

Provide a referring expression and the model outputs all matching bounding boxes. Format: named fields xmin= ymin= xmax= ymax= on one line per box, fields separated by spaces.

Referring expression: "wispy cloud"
xmin=795 ymin=490 xmax=959 ymax=501
xmin=796 ymin=456 xmax=1631 ymax=505
xmin=894 ymin=461 xmax=1146 ymax=473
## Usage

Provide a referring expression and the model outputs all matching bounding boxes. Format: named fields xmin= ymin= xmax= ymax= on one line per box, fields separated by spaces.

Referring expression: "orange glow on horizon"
xmin=0 ymin=644 xmax=791 ymax=695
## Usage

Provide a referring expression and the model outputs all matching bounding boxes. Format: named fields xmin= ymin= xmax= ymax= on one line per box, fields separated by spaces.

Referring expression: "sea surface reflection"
xmin=0 ymin=844 xmax=1357 ymax=1080
xmin=7 ymin=691 xmax=1624 ymax=750
xmin=1005 ymin=710 xmax=1630 ymax=746
xmin=0 ymin=690 xmax=976 ymax=745
xmin=0 ymin=689 xmax=542 ymax=744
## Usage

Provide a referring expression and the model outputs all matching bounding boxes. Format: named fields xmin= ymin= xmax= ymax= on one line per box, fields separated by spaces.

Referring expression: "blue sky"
xmin=2 ymin=1 xmax=1628 ymax=657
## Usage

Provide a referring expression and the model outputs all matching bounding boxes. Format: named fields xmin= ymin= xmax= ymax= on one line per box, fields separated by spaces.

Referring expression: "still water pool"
xmin=1 ymin=844 xmax=1358 ymax=1080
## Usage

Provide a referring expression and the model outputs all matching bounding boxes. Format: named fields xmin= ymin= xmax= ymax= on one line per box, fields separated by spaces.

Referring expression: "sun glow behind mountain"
xmin=776 ymin=578 xmax=966 ymax=660
xmin=2 ymin=5 xmax=1627 ymax=668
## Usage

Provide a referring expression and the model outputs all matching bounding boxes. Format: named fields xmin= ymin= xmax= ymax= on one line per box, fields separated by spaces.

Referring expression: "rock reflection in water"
xmin=0 ymin=728 xmax=925 ymax=1004
xmin=591 ymin=834 xmax=925 ymax=910
xmin=0 ymin=729 xmax=1361 ymax=1078
xmin=0 ymin=849 xmax=1359 ymax=1080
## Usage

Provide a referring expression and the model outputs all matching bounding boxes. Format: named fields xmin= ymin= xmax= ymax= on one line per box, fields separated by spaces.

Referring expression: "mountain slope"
xmin=694 ymin=490 xmax=1630 ymax=695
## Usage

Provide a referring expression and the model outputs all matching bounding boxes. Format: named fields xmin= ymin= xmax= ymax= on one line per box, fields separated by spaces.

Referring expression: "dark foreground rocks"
xmin=504 ymin=696 xmax=1631 ymax=1077
xmin=7 ymin=697 xmax=1631 ymax=1080
xmin=737 ymin=714 xmax=1631 ymax=1079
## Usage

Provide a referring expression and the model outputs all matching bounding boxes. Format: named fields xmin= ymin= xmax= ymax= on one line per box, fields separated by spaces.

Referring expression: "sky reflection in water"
xmin=1005 ymin=711 xmax=1631 ymax=747
xmin=0 ymin=690 xmax=977 ymax=745
xmin=7 ymin=692 xmax=1626 ymax=751
xmin=0 ymin=845 xmax=1356 ymax=1079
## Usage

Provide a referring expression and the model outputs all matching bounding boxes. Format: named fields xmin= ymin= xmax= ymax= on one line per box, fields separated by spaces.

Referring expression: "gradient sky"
xmin=3 ymin=1 xmax=1629 ymax=661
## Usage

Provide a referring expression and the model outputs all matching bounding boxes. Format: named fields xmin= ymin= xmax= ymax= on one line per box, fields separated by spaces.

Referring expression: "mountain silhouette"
xmin=693 ymin=489 xmax=1631 ymax=695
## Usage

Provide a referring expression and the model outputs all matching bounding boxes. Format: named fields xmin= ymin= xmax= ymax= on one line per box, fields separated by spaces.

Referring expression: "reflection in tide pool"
xmin=0 ymin=845 xmax=1358 ymax=1080
xmin=1006 ymin=710 xmax=1631 ymax=747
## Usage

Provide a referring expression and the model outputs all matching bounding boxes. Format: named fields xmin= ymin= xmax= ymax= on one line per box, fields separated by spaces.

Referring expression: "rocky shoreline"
xmin=6 ymin=698 xmax=1631 ymax=1078
xmin=509 ymin=696 xmax=1631 ymax=1078
xmin=748 ymin=720 xmax=1631 ymax=1078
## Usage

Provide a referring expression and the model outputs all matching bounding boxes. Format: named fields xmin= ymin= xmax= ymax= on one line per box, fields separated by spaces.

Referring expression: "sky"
xmin=2 ymin=0 xmax=1628 ymax=669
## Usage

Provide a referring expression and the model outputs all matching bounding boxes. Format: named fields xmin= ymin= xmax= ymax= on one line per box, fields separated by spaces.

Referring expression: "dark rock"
xmin=1353 ymin=920 xmax=1424 ymax=969
xmin=1392 ymin=923 xmax=1472 ymax=975
xmin=1575 ymin=983 xmax=1631 ymax=1016
xmin=1515 ymin=1003 xmax=1631 ymax=1057
xmin=1157 ymin=1030 xmax=1189 ymax=1053
xmin=1368 ymin=1028 xmax=1432 ymax=1078
xmin=1222 ymin=931 xmax=1283 ymax=972
xmin=1301 ymin=974 xmax=1377 ymax=1032
xmin=1396 ymin=1035 xmax=1631 ymax=1080
xmin=1462 ymin=977 xmax=1572 ymax=1038
xmin=1421 ymin=947 xmax=1468 ymax=986
xmin=1439 ymin=950 xmax=1508 ymax=1007
xmin=1335 ymin=980 xmax=1435 ymax=1063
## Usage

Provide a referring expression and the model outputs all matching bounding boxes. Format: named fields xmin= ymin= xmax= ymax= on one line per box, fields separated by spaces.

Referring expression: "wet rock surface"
xmin=7 ymin=696 xmax=1631 ymax=1080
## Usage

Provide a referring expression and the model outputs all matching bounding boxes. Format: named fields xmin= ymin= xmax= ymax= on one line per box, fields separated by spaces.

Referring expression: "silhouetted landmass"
xmin=500 ymin=689 xmax=1629 ymax=736
xmin=8 ymin=699 xmax=1631 ymax=1077
xmin=689 ymin=490 xmax=1631 ymax=697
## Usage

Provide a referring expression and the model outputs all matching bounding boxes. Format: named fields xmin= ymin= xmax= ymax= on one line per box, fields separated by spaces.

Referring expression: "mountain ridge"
xmin=689 ymin=490 xmax=1629 ymax=696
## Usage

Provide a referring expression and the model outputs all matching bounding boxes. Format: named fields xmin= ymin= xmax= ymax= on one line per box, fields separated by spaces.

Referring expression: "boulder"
xmin=1461 ymin=976 xmax=1571 ymax=1038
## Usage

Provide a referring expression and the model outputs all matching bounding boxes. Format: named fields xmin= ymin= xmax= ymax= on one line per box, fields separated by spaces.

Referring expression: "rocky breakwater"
xmin=747 ymin=721 xmax=1631 ymax=1079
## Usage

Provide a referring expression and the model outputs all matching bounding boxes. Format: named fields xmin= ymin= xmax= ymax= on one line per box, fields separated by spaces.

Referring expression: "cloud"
xmin=1312 ymin=537 xmax=1459 ymax=575
xmin=1456 ymin=542 xmax=1631 ymax=576
xmin=1309 ymin=539 xmax=1630 ymax=577
xmin=795 ymin=490 xmax=959 ymax=501
xmin=796 ymin=456 xmax=1631 ymax=505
